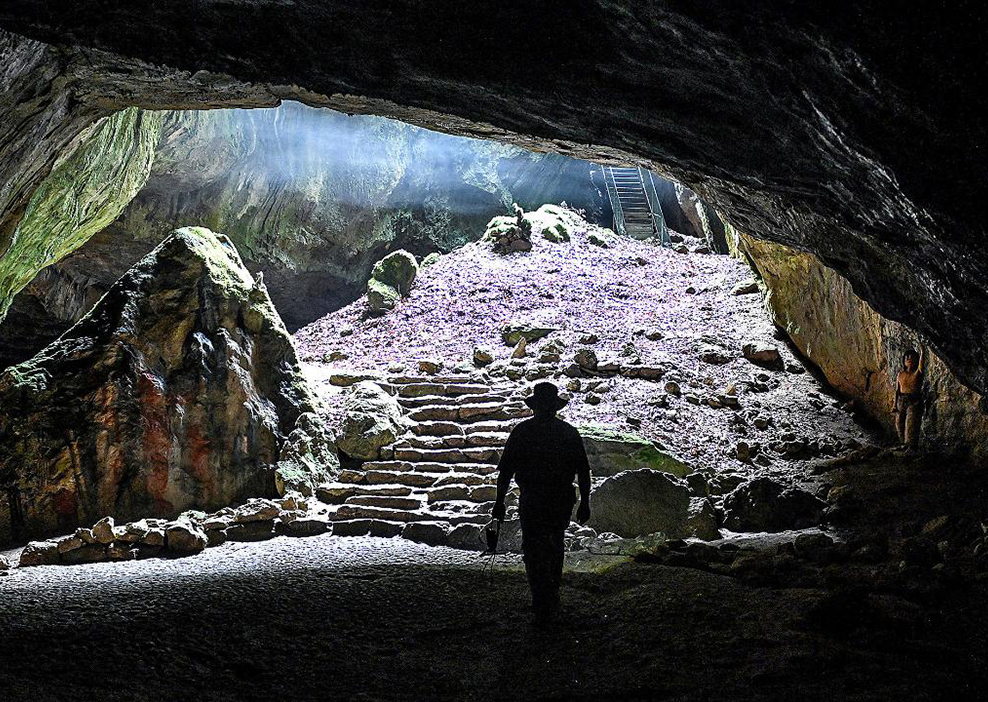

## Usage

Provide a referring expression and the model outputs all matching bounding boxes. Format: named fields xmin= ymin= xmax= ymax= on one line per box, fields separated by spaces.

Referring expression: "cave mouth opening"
xmin=0 ymin=98 xmax=882 ymax=558
xmin=0 ymin=100 xmax=725 ymax=366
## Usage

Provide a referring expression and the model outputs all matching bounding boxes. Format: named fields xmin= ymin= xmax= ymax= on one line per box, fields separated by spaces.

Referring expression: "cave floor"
xmin=2 ymin=533 xmax=984 ymax=702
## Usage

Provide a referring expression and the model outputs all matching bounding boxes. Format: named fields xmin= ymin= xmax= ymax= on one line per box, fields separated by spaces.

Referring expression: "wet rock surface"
xmin=0 ymin=228 xmax=319 ymax=546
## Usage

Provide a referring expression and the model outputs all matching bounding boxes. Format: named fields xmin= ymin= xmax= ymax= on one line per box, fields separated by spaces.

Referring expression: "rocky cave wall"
xmin=738 ymin=232 xmax=988 ymax=457
xmin=0 ymin=102 xmax=607 ymax=368
xmin=0 ymin=4 xmax=986 ymax=398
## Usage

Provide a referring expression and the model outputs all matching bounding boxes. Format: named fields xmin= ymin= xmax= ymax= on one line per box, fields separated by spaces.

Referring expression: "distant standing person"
xmin=894 ymin=347 xmax=924 ymax=449
xmin=492 ymin=382 xmax=591 ymax=627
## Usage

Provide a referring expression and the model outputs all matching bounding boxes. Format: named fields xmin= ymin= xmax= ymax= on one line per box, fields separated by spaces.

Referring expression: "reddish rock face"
xmin=0 ymin=227 xmax=326 ymax=546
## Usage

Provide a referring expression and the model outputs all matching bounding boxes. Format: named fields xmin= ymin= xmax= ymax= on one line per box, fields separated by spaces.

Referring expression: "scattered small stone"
xmin=165 ymin=521 xmax=208 ymax=555
xmin=91 ymin=517 xmax=115 ymax=544
xmin=674 ymin=244 xmax=689 ymax=254
xmin=574 ymin=348 xmax=598 ymax=371
xmin=686 ymin=285 xmax=697 ymax=294
xmin=472 ymin=347 xmax=494 ymax=367
xmin=700 ymin=346 xmax=731 ymax=365
xmin=664 ymin=381 xmax=681 ymax=396
xmin=586 ymin=394 xmax=602 ymax=405
xmin=417 ymin=359 xmax=444 ymax=374
xmin=19 ymin=541 xmax=60 ymax=567
xmin=579 ymin=333 xmax=599 ymax=344
xmin=694 ymin=246 xmax=711 ymax=255
xmin=588 ymin=232 xmax=609 ymax=248
xmin=685 ymin=394 xmax=700 ymax=404
xmin=645 ymin=329 xmax=664 ymax=341
xmin=339 ymin=324 xmax=354 ymax=337
xmin=566 ymin=379 xmax=582 ymax=392
xmin=510 ymin=337 xmax=527 ymax=359
xmin=742 ymin=342 xmax=783 ymax=369
xmin=731 ymin=279 xmax=760 ymax=295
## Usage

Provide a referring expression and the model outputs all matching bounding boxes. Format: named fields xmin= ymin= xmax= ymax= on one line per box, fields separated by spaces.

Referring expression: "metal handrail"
xmin=602 ymin=166 xmax=627 ymax=238
xmin=639 ymin=166 xmax=670 ymax=246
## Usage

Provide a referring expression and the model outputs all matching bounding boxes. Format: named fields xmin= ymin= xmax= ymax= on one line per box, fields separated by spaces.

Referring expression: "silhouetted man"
xmin=492 ymin=382 xmax=591 ymax=626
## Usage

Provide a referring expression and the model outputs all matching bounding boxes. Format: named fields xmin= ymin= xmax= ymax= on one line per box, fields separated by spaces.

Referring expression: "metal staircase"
xmin=602 ymin=166 xmax=670 ymax=244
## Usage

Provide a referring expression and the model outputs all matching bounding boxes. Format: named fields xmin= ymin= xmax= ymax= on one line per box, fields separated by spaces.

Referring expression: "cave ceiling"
xmin=0 ymin=2 xmax=986 ymax=391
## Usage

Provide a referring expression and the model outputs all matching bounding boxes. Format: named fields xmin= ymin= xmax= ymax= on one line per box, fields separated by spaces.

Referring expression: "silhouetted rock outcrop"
xmin=0 ymin=227 xmax=331 ymax=546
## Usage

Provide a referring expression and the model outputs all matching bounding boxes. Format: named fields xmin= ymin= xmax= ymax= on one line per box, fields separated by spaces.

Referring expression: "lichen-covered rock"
xmin=336 ymin=381 xmax=405 ymax=461
xmin=366 ymin=250 xmax=418 ymax=315
xmin=578 ymin=424 xmax=690 ymax=478
xmin=275 ymin=412 xmax=340 ymax=497
xmin=371 ymin=250 xmax=418 ymax=296
xmin=367 ymin=277 xmax=400 ymax=314
xmin=722 ymin=477 xmax=826 ymax=533
xmin=500 ymin=322 xmax=557 ymax=346
xmin=588 ymin=469 xmax=691 ymax=539
xmin=0 ymin=227 xmax=321 ymax=546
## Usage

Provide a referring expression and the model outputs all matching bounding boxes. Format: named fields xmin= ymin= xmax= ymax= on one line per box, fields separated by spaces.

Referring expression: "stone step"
xmin=430 ymin=500 xmax=496 ymax=516
xmin=406 ymin=403 xmax=531 ymax=423
xmin=432 ymin=472 xmax=502 ymax=487
xmin=347 ymin=470 xmax=439 ymax=488
xmin=397 ymin=393 xmax=510 ymax=408
xmin=409 ymin=421 xmax=465 ymax=437
xmin=425 ymin=484 xmax=499 ymax=503
xmin=393 ymin=446 xmax=501 ymax=465
xmin=329 ymin=504 xmax=488 ymax=525
xmin=463 ymin=420 xmax=521 ymax=434
xmin=396 ymin=383 xmax=495 ymax=399
xmin=331 ymin=519 xmax=405 ymax=538
xmin=387 ymin=375 xmax=487 ymax=385
xmin=316 ymin=482 xmax=414 ymax=503
xmin=392 ymin=432 xmax=509 ymax=450
xmin=344 ymin=494 xmax=426 ymax=510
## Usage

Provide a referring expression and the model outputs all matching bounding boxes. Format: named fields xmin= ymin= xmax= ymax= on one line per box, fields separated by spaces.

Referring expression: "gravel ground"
xmin=2 ymin=533 xmax=983 ymax=702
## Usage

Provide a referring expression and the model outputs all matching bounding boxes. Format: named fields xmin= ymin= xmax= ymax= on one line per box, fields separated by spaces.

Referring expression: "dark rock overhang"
xmin=1 ymin=2 xmax=986 ymax=391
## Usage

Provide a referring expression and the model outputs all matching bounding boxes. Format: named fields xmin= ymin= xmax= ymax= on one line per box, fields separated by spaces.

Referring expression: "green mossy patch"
xmin=577 ymin=423 xmax=691 ymax=477
xmin=0 ymin=108 xmax=164 ymax=321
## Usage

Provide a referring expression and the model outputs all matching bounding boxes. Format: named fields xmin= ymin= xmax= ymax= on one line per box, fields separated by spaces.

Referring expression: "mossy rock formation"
xmin=366 ymin=250 xmax=417 ymax=314
xmin=0 ymin=227 xmax=328 ymax=546
xmin=577 ymin=424 xmax=690 ymax=478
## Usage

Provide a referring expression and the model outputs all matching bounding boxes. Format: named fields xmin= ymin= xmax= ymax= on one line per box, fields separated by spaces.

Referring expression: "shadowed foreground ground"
xmin=2 ymin=534 xmax=985 ymax=701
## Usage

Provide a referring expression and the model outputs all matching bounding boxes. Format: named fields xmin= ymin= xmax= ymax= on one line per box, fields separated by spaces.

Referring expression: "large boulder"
xmin=336 ymin=381 xmax=405 ymax=461
xmin=366 ymin=250 xmax=417 ymax=314
xmin=722 ymin=477 xmax=826 ymax=532
xmin=0 ymin=227 xmax=322 ymax=546
xmin=588 ymin=469 xmax=693 ymax=539
xmin=578 ymin=424 xmax=690 ymax=478
xmin=274 ymin=412 xmax=340 ymax=497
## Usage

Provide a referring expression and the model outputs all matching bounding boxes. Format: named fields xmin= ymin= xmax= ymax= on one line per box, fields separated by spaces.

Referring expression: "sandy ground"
xmin=2 ymin=531 xmax=985 ymax=702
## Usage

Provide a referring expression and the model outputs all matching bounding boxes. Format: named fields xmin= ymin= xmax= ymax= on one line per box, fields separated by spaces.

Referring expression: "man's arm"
xmin=492 ymin=429 xmax=520 ymax=520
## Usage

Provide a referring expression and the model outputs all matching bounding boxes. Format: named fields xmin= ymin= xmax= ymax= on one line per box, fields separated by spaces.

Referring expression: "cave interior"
xmin=0 ymin=4 xmax=987 ymax=701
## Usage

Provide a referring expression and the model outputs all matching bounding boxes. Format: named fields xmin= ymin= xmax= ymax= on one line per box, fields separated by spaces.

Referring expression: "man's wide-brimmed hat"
xmin=524 ymin=382 xmax=568 ymax=412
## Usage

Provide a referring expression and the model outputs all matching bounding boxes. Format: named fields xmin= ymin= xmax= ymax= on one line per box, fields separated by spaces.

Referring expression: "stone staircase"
xmin=317 ymin=374 xmax=532 ymax=544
